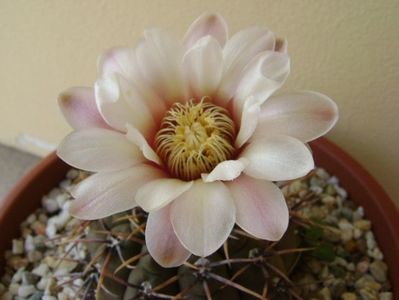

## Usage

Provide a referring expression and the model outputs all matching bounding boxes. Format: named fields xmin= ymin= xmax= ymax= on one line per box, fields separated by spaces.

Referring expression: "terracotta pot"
xmin=1 ymin=138 xmax=398 ymax=296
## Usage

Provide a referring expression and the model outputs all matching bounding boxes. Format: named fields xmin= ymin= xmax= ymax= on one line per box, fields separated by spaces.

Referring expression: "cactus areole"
xmin=56 ymin=13 xmax=338 ymax=267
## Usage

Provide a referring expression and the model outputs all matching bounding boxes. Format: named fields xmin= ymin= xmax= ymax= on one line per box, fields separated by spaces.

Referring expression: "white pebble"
xmin=353 ymin=228 xmax=362 ymax=239
xmin=368 ymin=247 xmax=384 ymax=260
xmin=45 ymin=277 xmax=55 ymax=296
xmin=24 ymin=235 xmax=35 ymax=252
xmin=379 ymin=292 xmax=393 ymax=300
xmin=18 ymin=285 xmax=36 ymax=297
xmin=316 ymin=168 xmax=330 ymax=179
xmin=36 ymin=277 xmax=48 ymax=290
xmin=48 ymin=212 xmax=70 ymax=232
xmin=341 ymin=229 xmax=353 ymax=242
xmin=47 ymin=188 xmax=61 ymax=199
xmin=357 ymin=261 xmax=369 ymax=273
xmin=12 ymin=239 xmax=24 ymax=255
xmin=11 ymin=268 xmax=25 ymax=283
xmin=338 ymin=219 xmax=353 ymax=230
xmin=356 ymin=206 xmax=365 ymax=217
xmin=27 ymin=250 xmax=43 ymax=263
xmin=354 ymin=219 xmax=371 ymax=231
xmin=62 ymin=286 xmax=76 ymax=297
xmin=335 ymin=186 xmax=347 ymax=198
xmin=73 ymin=278 xmax=84 ymax=288
xmin=57 ymin=291 xmax=68 ymax=300
xmin=60 ymin=179 xmax=71 ymax=190
xmin=32 ymin=264 xmax=49 ymax=277
xmin=42 ymin=197 xmax=60 ymax=213
xmin=66 ymin=169 xmax=79 ymax=179
xmin=366 ymin=231 xmax=376 ymax=249
xmin=321 ymin=195 xmax=336 ymax=205
xmin=27 ymin=213 xmax=37 ymax=224
xmin=327 ymin=176 xmax=339 ymax=184
xmin=310 ymin=185 xmax=323 ymax=195
xmin=9 ymin=283 xmax=19 ymax=295
xmin=55 ymin=194 xmax=68 ymax=207
xmin=46 ymin=223 xmax=57 ymax=238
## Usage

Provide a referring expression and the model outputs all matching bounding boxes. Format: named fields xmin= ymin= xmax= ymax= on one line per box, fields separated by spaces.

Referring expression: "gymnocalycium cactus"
xmin=57 ymin=169 xmax=338 ymax=299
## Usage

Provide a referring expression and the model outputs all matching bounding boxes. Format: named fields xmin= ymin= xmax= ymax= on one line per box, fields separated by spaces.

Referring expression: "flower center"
xmin=155 ymin=98 xmax=236 ymax=181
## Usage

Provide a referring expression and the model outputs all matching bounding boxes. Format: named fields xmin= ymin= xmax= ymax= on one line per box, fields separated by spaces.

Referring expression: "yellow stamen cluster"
xmin=155 ymin=98 xmax=236 ymax=181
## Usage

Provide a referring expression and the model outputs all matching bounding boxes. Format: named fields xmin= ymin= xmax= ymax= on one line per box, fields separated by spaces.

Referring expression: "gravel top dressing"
xmin=0 ymin=168 xmax=393 ymax=300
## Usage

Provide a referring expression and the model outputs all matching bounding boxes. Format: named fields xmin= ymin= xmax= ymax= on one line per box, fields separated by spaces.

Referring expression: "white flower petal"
xmin=241 ymin=135 xmax=314 ymax=181
xmin=135 ymin=179 xmax=193 ymax=212
xmin=183 ymin=36 xmax=223 ymax=97
xmin=233 ymin=51 xmax=290 ymax=119
xmin=97 ymin=47 xmax=138 ymax=81
xmin=126 ymin=124 xmax=161 ymax=165
xmin=252 ymin=91 xmax=339 ymax=143
xmin=217 ymin=27 xmax=275 ymax=104
xmin=171 ymin=180 xmax=235 ymax=256
xmin=57 ymin=128 xmax=144 ymax=172
xmin=235 ymin=96 xmax=261 ymax=148
xmin=98 ymin=47 xmax=168 ymax=123
xmin=58 ymin=87 xmax=110 ymax=130
xmin=201 ymin=159 xmax=247 ymax=182
xmin=69 ymin=165 xmax=164 ymax=220
xmin=183 ymin=13 xmax=228 ymax=50
xmin=227 ymin=175 xmax=289 ymax=241
xmin=146 ymin=205 xmax=191 ymax=267
xmin=95 ymin=75 xmax=155 ymax=136
xmin=136 ymin=28 xmax=186 ymax=104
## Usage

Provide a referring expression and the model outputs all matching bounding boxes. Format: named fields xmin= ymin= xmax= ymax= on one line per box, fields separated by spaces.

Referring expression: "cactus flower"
xmin=57 ymin=13 xmax=338 ymax=267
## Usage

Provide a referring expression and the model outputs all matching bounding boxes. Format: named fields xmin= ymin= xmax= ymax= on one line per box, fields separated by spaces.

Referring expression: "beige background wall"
xmin=1 ymin=1 xmax=398 ymax=204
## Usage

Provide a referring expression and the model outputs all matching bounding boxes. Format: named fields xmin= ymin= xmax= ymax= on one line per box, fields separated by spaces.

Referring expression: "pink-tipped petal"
xmin=217 ymin=27 xmax=275 ymax=104
xmin=183 ymin=13 xmax=228 ymax=49
xmin=201 ymin=159 xmax=247 ymax=182
xmin=146 ymin=205 xmax=191 ymax=267
xmin=95 ymin=75 xmax=155 ymax=136
xmin=135 ymin=179 xmax=193 ymax=212
xmin=252 ymin=91 xmax=339 ymax=143
xmin=70 ymin=165 xmax=164 ymax=220
xmin=227 ymin=175 xmax=289 ymax=241
xmin=57 ymin=128 xmax=144 ymax=172
xmin=183 ymin=36 xmax=223 ymax=98
xmin=126 ymin=124 xmax=161 ymax=165
xmin=171 ymin=180 xmax=235 ymax=257
xmin=241 ymin=135 xmax=314 ymax=181
xmin=235 ymin=97 xmax=261 ymax=148
xmin=58 ymin=87 xmax=109 ymax=130
xmin=275 ymin=38 xmax=288 ymax=53
xmin=233 ymin=51 xmax=290 ymax=119
xmin=136 ymin=29 xmax=187 ymax=104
